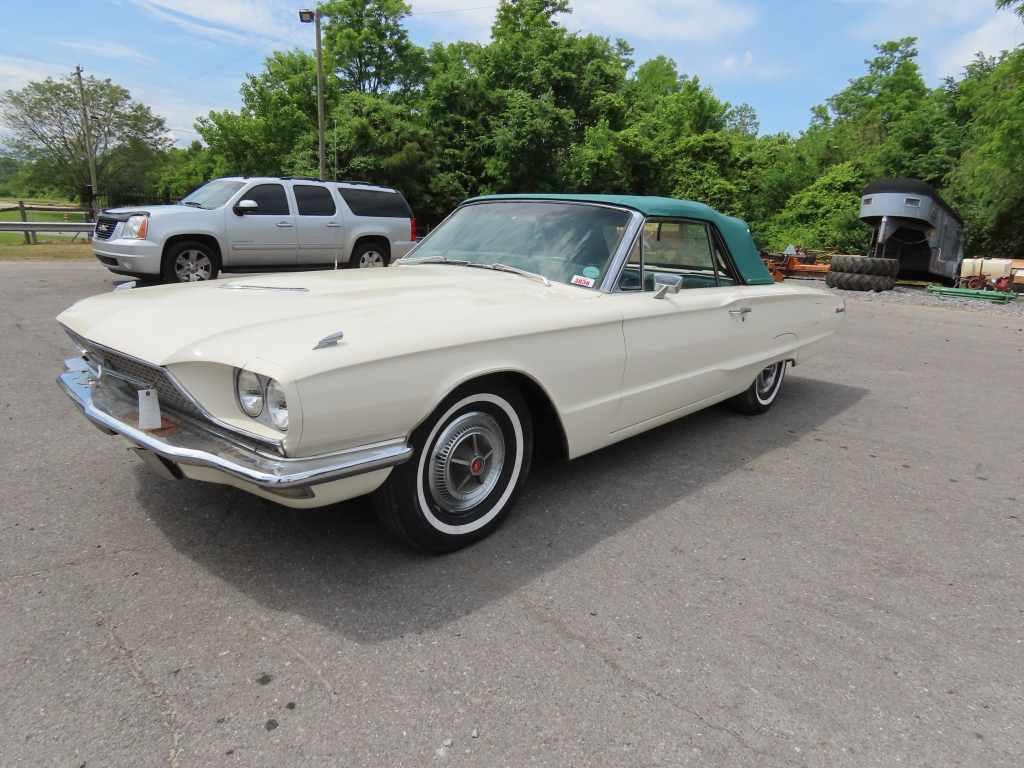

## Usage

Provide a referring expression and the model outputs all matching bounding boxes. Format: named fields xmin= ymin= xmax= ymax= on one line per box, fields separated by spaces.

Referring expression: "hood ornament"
xmin=313 ymin=330 xmax=345 ymax=350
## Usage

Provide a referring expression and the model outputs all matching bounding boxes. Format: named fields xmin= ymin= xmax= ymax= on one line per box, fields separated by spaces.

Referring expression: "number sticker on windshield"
xmin=571 ymin=275 xmax=596 ymax=288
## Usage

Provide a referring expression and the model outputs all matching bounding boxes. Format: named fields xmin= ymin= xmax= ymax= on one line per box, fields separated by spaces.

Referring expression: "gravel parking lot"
xmin=2 ymin=261 xmax=1022 ymax=767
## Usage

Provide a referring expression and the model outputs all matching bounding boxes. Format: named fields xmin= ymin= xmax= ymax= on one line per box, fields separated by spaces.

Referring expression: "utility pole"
xmin=299 ymin=8 xmax=327 ymax=181
xmin=314 ymin=10 xmax=327 ymax=181
xmin=73 ymin=66 xmax=99 ymax=212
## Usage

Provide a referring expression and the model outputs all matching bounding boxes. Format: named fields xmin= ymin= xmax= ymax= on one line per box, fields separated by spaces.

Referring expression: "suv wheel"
xmin=162 ymin=241 xmax=220 ymax=283
xmin=348 ymin=241 xmax=389 ymax=269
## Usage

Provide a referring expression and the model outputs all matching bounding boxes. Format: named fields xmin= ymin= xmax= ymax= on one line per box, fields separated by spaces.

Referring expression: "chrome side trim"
xmin=57 ymin=361 xmax=411 ymax=489
xmin=220 ymin=284 xmax=310 ymax=292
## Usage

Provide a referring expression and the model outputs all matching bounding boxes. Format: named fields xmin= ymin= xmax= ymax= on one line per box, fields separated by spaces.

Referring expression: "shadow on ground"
xmin=137 ymin=375 xmax=866 ymax=643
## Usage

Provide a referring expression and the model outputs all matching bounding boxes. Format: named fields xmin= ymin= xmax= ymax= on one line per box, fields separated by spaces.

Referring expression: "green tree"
xmin=321 ymin=0 xmax=425 ymax=94
xmin=995 ymin=0 xmax=1024 ymax=19
xmin=0 ymin=73 xmax=169 ymax=196
xmin=763 ymin=162 xmax=868 ymax=252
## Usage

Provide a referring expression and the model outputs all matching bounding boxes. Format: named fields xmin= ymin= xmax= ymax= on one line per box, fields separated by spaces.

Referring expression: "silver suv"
xmin=91 ymin=177 xmax=417 ymax=283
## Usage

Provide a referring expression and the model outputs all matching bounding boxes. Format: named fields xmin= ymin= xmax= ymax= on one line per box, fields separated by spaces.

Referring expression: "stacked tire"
xmin=826 ymin=255 xmax=898 ymax=292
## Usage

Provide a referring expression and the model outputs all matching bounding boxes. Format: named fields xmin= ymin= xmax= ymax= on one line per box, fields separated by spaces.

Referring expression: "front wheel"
xmin=162 ymin=240 xmax=220 ymax=283
xmin=373 ymin=383 xmax=533 ymax=553
xmin=726 ymin=361 xmax=787 ymax=415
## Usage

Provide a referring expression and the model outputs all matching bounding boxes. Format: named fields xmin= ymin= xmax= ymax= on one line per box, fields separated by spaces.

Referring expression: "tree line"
xmin=2 ymin=0 xmax=1022 ymax=257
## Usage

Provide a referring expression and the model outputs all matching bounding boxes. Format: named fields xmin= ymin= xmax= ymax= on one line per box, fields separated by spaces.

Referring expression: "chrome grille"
xmin=93 ymin=217 xmax=118 ymax=240
xmin=65 ymin=329 xmax=203 ymax=419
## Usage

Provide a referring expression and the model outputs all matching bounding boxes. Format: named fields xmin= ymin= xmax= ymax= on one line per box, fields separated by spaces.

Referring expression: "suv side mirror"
xmin=233 ymin=199 xmax=258 ymax=216
xmin=653 ymin=273 xmax=683 ymax=299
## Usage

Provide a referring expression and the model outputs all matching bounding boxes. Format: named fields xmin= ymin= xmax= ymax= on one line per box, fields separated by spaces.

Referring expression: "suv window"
xmin=337 ymin=187 xmax=412 ymax=218
xmin=294 ymin=184 xmax=336 ymax=216
xmin=244 ymin=184 xmax=290 ymax=215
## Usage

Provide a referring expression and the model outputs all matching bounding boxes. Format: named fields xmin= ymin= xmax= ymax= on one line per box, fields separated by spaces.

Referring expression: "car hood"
xmin=57 ymin=265 xmax=611 ymax=378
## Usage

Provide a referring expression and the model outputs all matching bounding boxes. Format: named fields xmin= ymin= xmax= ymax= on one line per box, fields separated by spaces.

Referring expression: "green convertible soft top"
xmin=465 ymin=193 xmax=775 ymax=286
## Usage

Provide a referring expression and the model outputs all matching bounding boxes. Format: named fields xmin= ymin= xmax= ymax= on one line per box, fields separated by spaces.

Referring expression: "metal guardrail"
xmin=0 ymin=222 xmax=95 ymax=233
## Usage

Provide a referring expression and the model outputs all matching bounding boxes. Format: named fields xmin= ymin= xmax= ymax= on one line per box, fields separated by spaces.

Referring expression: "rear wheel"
xmin=373 ymin=382 xmax=533 ymax=553
xmin=347 ymin=241 xmax=390 ymax=269
xmin=162 ymin=240 xmax=219 ymax=283
xmin=727 ymin=361 xmax=787 ymax=415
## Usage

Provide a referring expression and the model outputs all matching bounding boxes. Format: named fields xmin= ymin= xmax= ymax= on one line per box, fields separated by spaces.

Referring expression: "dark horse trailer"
xmin=859 ymin=178 xmax=963 ymax=282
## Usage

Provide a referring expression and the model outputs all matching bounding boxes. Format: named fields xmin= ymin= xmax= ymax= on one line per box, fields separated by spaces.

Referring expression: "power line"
xmin=409 ymin=3 xmax=496 ymax=15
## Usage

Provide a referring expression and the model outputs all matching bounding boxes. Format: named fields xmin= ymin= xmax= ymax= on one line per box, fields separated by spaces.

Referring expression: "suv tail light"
xmin=410 ymin=217 xmax=417 ymax=241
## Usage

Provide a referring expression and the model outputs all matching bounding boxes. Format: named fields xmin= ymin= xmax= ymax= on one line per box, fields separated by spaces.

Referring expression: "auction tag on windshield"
xmin=571 ymin=274 xmax=596 ymax=288
xmin=138 ymin=388 xmax=162 ymax=430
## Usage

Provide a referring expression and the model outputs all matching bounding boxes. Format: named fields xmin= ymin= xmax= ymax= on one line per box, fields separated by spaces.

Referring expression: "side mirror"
xmin=233 ymin=199 xmax=258 ymax=216
xmin=653 ymin=273 xmax=682 ymax=299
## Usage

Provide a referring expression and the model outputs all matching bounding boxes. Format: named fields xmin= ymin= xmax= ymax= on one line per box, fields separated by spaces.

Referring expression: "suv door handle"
xmin=325 ymin=222 xmax=341 ymax=228
xmin=276 ymin=221 xmax=294 ymax=228
xmin=728 ymin=306 xmax=752 ymax=320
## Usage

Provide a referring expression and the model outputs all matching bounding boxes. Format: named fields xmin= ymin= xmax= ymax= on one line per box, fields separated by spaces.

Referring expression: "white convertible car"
xmin=57 ymin=194 xmax=844 ymax=551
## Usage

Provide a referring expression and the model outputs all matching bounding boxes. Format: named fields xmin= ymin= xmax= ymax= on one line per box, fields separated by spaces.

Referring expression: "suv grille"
xmin=66 ymin=329 xmax=203 ymax=419
xmin=94 ymin=217 xmax=118 ymax=240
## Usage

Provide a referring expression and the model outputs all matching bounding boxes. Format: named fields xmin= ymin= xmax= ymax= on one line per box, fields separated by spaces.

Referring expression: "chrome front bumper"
xmin=57 ymin=358 xmax=412 ymax=491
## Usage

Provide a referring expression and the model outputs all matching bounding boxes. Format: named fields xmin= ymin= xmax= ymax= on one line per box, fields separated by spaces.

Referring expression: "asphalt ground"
xmin=1 ymin=261 xmax=1022 ymax=767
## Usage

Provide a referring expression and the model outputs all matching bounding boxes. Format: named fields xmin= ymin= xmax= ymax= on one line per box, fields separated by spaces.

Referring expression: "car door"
xmin=292 ymin=183 xmax=343 ymax=266
xmin=227 ymin=182 xmax=298 ymax=266
xmin=613 ymin=218 xmax=754 ymax=431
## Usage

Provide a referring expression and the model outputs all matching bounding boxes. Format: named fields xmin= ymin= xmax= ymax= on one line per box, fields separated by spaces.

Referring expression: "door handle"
xmin=325 ymin=222 xmax=341 ymax=228
xmin=276 ymin=221 xmax=294 ymax=228
xmin=729 ymin=307 xmax=752 ymax=321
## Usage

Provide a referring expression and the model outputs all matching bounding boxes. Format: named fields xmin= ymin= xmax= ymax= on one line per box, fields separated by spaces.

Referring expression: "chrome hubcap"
xmin=756 ymin=363 xmax=783 ymax=399
xmin=359 ymin=250 xmax=385 ymax=268
xmin=174 ymin=250 xmax=213 ymax=281
xmin=428 ymin=411 xmax=505 ymax=513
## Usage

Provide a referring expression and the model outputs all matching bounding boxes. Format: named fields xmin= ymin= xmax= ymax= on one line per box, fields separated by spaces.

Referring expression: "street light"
xmin=299 ymin=7 xmax=327 ymax=181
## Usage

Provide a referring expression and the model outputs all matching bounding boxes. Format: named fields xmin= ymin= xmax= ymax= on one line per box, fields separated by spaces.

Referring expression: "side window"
xmin=643 ymin=221 xmax=715 ymax=272
xmin=294 ymin=184 xmax=336 ymax=216
xmin=243 ymin=184 xmax=290 ymax=216
xmin=337 ymin=187 xmax=412 ymax=218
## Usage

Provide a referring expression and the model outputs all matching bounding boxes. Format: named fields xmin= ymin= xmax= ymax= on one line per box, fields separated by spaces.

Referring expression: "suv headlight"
xmin=122 ymin=214 xmax=149 ymax=240
xmin=234 ymin=368 xmax=288 ymax=432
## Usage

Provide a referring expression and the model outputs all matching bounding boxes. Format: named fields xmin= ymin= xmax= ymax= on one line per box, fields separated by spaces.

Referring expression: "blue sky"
xmin=1 ymin=0 xmax=1022 ymax=145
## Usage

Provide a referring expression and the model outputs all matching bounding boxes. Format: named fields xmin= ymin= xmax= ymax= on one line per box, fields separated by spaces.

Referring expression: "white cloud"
xmin=129 ymin=0 xmax=305 ymax=47
xmin=940 ymin=11 xmax=1024 ymax=77
xmin=408 ymin=0 xmax=758 ymax=45
xmin=0 ymin=55 xmax=70 ymax=93
xmin=409 ymin=0 xmax=495 ymax=43
xmin=720 ymin=49 xmax=790 ymax=80
xmin=568 ymin=0 xmax=757 ymax=43
xmin=847 ymin=0 xmax=987 ymax=33
xmin=55 ymin=41 xmax=156 ymax=65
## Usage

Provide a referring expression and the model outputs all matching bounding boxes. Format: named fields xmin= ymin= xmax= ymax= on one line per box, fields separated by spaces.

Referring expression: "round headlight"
xmin=236 ymin=369 xmax=264 ymax=417
xmin=266 ymin=379 xmax=288 ymax=431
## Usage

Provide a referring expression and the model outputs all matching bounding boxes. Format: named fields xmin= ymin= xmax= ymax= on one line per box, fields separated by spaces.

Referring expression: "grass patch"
xmin=0 ymin=241 xmax=93 ymax=261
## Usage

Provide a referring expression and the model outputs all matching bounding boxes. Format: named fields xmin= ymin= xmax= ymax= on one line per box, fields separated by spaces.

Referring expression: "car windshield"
xmin=181 ymin=180 xmax=245 ymax=209
xmin=403 ymin=201 xmax=633 ymax=288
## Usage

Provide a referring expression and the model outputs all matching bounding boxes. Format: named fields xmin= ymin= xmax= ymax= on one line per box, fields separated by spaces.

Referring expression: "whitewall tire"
xmin=373 ymin=382 xmax=533 ymax=552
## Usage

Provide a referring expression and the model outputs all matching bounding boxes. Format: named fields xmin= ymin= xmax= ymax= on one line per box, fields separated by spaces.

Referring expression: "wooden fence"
xmin=0 ymin=202 xmax=92 ymax=244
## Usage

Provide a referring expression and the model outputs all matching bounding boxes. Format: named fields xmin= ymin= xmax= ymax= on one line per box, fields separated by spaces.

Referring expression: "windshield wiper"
xmin=181 ymin=201 xmax=203 ymax=208
xmin=489 ymin=263 xmax=551 ymax=287
xmin=404 ymin=256 xmax=470 ymax=265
